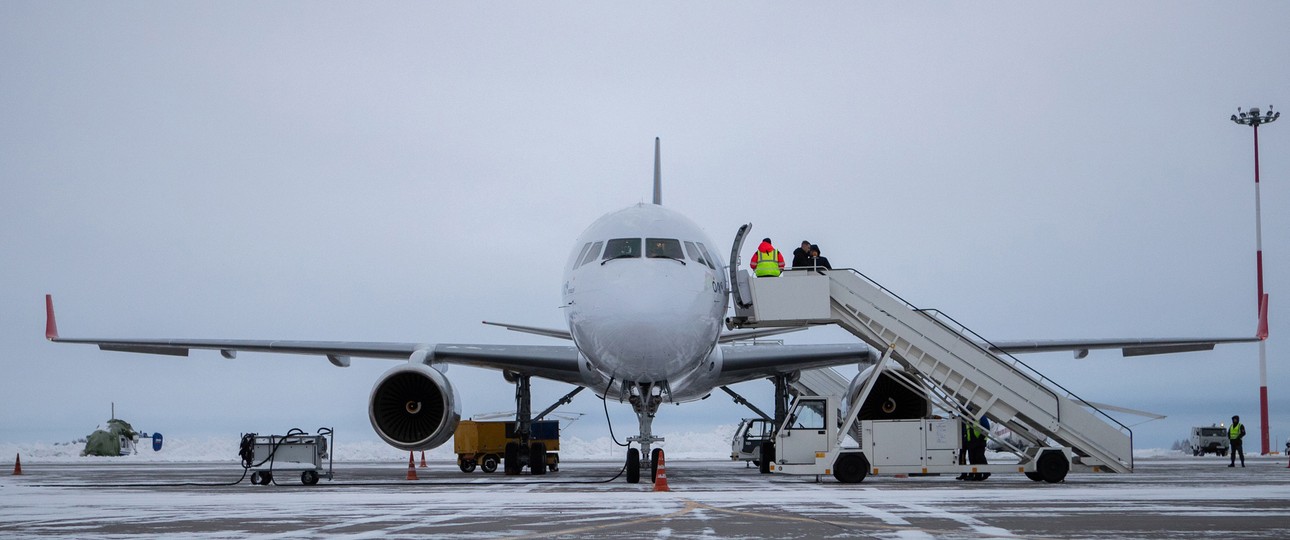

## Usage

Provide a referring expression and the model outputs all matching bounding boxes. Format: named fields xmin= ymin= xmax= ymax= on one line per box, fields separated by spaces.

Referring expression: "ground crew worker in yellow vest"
xmin=1228 ymin=415 xmax=1246 ymax=467
xmin=750 ymin=238 xmax=785 ymax=277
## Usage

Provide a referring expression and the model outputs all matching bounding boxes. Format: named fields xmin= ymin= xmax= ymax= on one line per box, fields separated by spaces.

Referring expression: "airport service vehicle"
xmin=730 ymin=417 xmax=774 ymax=466
xmin=767 ymin=363 xmax=1072 ymax=484
xmin=1189 ymin=425 xmax=1230 ymax=456
xmin=455 ymin=420 xmax=559 ymax=474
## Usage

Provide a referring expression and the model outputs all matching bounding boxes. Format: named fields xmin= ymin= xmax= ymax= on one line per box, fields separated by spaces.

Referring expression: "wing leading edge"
xmin=45 ymin=295 xmax=585 ymax=385
xmin=990 ymin=293 xmax=1269 ymax=358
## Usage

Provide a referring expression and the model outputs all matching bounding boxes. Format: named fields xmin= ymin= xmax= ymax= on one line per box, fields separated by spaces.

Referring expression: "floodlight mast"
xmin=1231 ymin=105 xmax=1279 ymax=455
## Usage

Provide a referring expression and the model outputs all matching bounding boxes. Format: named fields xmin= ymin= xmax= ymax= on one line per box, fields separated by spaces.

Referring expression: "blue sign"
xmin=152 ymin=432 xmax=164 ymax=452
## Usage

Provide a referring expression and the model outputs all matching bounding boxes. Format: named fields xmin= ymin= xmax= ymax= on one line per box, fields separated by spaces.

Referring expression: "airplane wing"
xmin=990 ymin=294 xmax=1269 ymax=358
xmin=987 ymin=336 xmax=1262 ymax=358
xmin=46 ymin=296 xmax=585 ymax=385
xmin=716 ymin=343 xmax=871 ymax=386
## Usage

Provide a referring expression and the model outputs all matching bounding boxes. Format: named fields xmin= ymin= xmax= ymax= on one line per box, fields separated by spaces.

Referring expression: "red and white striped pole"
xmin=1232 ymin=105 xmax=1279 ymax=455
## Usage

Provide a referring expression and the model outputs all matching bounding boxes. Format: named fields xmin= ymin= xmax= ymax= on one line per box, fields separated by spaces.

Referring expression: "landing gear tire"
xmin=458 ymin=458 xmax=477 ymax=473
xmin=1037 ymin=451 xmax=1070 ymax=484
xmin=301 ymin=470 xmax=320 ymax=486
xmin=481 ymin=454 xmax=499 ymax=474
xmin=832 ymin=453 xmax=869 ymax=484
xmin=530 ymin=442 xmax=548 ymax=476
xmin=650 ymin=448 xmax=663 ymax=483
xmin=626 ymin=448 xmax=641 ymax=484
xmin=759 ymin=441 xmax=775 ymax=474
xmin=504 ymin=442 xmax=522 ymax=475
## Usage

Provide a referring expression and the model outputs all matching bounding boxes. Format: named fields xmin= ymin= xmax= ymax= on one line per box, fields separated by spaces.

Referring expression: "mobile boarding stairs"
xmin=726 ymin=239 xmax=1135 ymax=480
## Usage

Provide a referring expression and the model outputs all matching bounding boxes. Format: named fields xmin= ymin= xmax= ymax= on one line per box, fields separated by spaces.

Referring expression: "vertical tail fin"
xmin=653 ymin=137 xmax=662 ymax=205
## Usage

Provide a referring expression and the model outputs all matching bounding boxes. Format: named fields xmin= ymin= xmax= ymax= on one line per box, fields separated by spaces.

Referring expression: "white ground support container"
xmin=769 ymin=394 xmax=1074 ymax=483
xmin=241 ymin=428 xmax=334 ymax=486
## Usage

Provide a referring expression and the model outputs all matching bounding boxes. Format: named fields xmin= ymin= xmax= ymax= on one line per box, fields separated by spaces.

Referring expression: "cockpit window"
xmin=573 ymin=242 xmax=592 ymax=268
xmin=684 ymin=241 xmax=708 ymax=266
xmin=603 ymin=238 xmax=641 ymax=261
xmin=646 ymin=238 xmax=685 ymax=260
xmin=695 ymin=242 xmax=718 ymax=270
xmin=578 ymin=241 xmax=603 ymax=267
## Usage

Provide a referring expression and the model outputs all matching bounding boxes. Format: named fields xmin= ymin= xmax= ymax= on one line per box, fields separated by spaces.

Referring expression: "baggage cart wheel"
xmin=250 ymin=471 xmax=264 ymax=485
xmin=481 ymin=454 xmax=499 ymax=474
xmin=1025 ymin=471 xmax=1044 ymax=482
xmin=458 ymin=457 xmax=476 ymax=473
xmin=301 ymin=470 xmax=320 ymax=486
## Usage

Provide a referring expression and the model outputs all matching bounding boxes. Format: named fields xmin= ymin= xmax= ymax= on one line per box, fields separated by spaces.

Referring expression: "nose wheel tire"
xmin=626 ymin=448 xmax=641 ymax=484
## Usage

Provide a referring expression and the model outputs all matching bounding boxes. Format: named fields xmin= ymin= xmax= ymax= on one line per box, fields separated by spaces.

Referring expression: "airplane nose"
xmin=570 ymin=264 xmax=716 ymax=381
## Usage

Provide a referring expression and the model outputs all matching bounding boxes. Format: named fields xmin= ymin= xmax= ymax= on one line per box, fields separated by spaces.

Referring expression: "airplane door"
xmin=777 ymin=397 xmax=831 ymax=464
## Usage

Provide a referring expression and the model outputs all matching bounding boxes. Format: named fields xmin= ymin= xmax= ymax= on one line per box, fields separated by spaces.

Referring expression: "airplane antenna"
xmin=653 ymin=137 xmax=662 ymax=205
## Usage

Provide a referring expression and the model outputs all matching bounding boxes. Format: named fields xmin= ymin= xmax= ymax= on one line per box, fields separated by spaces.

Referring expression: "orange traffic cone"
xmin=653 ymin=451 xmax=670 ymax=492
xmin=420 ymin=451 xmax=427 ymax=468
xmin=12 ymin=454 xmax=21 ymax=475
xmin=406 ymin=452 xmax=419 ymax=481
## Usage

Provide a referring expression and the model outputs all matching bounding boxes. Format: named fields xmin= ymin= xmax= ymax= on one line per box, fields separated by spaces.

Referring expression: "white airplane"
xmin=44 ymin=139 xmax=1263 ymax=483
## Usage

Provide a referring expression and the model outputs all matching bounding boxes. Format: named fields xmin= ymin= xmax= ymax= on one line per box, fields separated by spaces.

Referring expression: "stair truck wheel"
xmin=548 ymin=454 xmax=559 ymax=472
xmin=458 ymin=457 xmax=476 ymax=473
xmin=650 ymin=448 xmax=663 ymax=482
xmin=504 ymin=442 xmax=522 ymax=475
xmin=530 ymin=442 xmax=548 ymax=475
xmin=832 ymin=453 xmax=869 ymax=484
xmin=1037 ymin=450 xmax=1070 ymax=484
xmin=301 ymin=470 xmax=320 ymax=486
xmin=626 ymin=448 xmax=641 ymax=484
xmin=480 ymin=454 xmax=499 ymax=473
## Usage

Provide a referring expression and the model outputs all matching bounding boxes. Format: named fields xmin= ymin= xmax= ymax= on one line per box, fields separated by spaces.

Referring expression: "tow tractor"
xmin=768 ymin=353 xmax=1073 ymax=484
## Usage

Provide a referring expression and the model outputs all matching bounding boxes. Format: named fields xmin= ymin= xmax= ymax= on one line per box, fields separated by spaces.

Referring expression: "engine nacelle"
xmin=846 ymin=366 xmax=930 ymax=421
xmin=368 ymin=363 xmax=461 ymax=451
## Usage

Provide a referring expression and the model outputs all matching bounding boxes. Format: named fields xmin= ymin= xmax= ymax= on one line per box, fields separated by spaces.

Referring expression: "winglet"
xmin=1257 ymin=293 xmax=1269 ymax=340
xmin=45 ymin=294 xmax=59 ymax=341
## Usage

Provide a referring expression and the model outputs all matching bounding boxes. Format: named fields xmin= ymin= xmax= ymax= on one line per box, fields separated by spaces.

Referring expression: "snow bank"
xmin=1 ymin=425 xmax=1186 ymax=464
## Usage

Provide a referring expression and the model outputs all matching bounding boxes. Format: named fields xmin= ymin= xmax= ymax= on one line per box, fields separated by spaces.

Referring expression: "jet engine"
xmin=368 ymin=363 xmax=461 ymax=451
xmin=845 ymin=366 xmax=929 ymax=421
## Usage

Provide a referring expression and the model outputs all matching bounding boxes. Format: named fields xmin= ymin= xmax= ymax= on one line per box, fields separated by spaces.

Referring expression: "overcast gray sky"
xmin=3 ymin=2 xmax=1288 ymax=451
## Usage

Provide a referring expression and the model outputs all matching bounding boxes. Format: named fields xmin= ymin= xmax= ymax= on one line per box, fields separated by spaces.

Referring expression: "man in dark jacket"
xmin=809 ymin=244 xmax=832 ymax=270
xmin=791 ymin=240 xmax=812 ymax=268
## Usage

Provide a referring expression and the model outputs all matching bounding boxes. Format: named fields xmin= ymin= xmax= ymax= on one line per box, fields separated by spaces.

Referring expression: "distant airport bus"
xmin=1189 ymin=425 xmax=1229 ymax=457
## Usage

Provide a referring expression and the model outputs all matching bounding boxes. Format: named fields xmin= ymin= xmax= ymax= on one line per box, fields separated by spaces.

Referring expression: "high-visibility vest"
xmin=754 ymin=249 xmax=781 ymax=277
xmin=1230 ymin=423 xmax=1244 ymax=440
